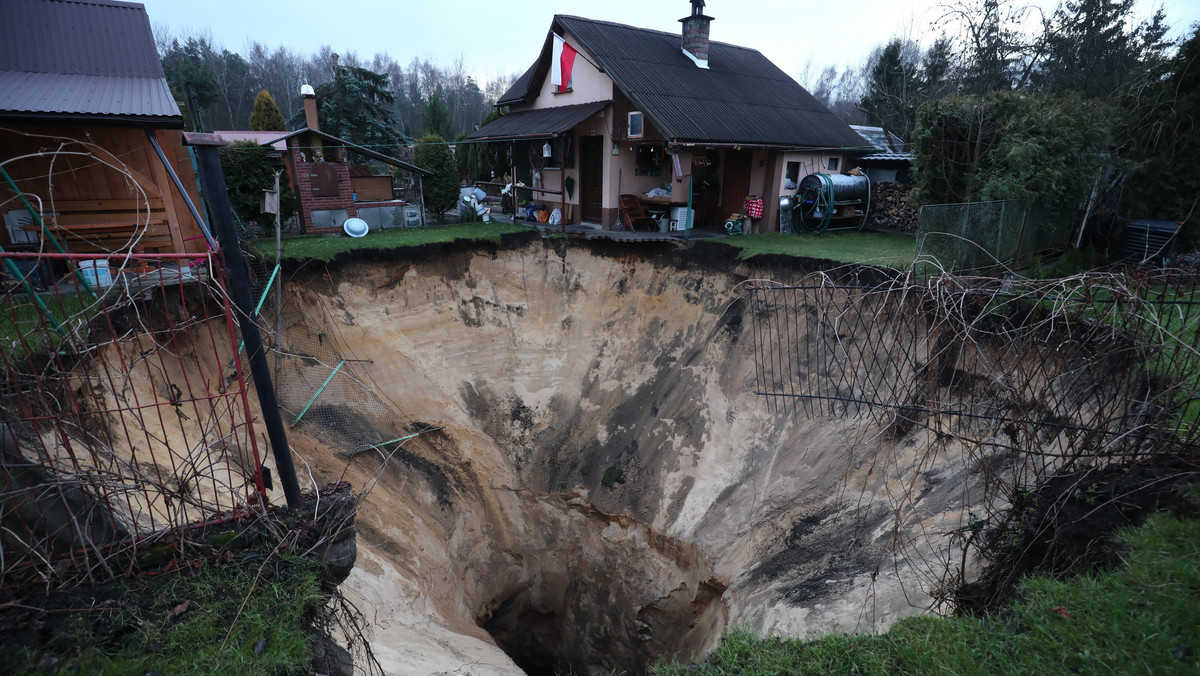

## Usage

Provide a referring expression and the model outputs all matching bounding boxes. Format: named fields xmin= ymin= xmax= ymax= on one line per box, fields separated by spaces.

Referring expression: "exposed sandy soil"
xmin=261 ymin=238 xmax=1001 ymax=675
xmin=13 ymin=234 xmax=1165 ymax=675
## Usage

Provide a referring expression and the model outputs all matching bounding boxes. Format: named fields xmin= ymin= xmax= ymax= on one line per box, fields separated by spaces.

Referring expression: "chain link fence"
xmin=916 ymin=200 xmax=1075 ymax=272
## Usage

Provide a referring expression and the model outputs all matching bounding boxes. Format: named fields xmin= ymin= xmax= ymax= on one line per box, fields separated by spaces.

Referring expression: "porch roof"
xmin=465 ymin=100 xmax=611 ymax=142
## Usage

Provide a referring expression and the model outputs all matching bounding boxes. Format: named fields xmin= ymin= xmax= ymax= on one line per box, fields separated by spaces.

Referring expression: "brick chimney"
xmin=680 ymin=0 xmax=713 ymax=69
xmin=301 ymin=84 xmax=319 ymax=131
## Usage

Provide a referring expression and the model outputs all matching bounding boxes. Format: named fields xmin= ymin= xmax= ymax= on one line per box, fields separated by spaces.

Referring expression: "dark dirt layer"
xmin=743 ymin=503 xmax=894 ymax=604
xmin=956 ymin=455 xmax=1200 ymax=614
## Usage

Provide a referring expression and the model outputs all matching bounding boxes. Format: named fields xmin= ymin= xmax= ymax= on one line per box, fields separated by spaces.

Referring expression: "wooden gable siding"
xmin=611 ymin=87 xmax=664 ymax=143
xmin=0 ymin=125 xmax=207 ymax=253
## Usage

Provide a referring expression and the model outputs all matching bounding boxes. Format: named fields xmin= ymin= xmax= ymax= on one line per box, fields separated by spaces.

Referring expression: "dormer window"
xmin=628 ymin=111 xmax=644 ymax=139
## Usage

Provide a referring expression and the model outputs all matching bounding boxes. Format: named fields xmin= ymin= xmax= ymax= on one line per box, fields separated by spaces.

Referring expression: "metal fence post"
xmin=188 ymin=133 xmax=302 ymax=511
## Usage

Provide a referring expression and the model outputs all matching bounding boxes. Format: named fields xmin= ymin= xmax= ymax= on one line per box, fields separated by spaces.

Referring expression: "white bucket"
xmin=79 ymin=260 xmax=112 ymax=287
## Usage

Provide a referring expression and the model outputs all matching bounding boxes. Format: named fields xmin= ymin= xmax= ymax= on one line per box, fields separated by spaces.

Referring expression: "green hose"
xmin=799 ymin=173 xmax=835 ymax=235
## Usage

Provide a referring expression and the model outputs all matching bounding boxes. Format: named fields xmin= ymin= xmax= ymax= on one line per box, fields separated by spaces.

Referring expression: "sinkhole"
xmin=467 ymin=491 xmax=728 ymax=676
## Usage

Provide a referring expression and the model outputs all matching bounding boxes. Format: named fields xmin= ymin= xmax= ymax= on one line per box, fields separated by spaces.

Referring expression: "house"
xmin=0 ymin=0 xmax=210 ymax=256
xmin=259 ymin=88 xmax=433 ymax=234
xmin=849 ymin=125 xmax=914 ymax=184
xmin=466 ymin=2 xmax=870 ymax=232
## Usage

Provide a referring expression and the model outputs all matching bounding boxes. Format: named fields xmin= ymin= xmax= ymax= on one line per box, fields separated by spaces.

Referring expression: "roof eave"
xmin=0 ymin=110 xmax=184 ymax=128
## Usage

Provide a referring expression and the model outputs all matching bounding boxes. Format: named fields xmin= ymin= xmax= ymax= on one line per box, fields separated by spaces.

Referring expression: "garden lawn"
xmin=252 ymin=223 xmax=532 ymax=262
xmin=717 ymin=230 xmax=917 ymax=269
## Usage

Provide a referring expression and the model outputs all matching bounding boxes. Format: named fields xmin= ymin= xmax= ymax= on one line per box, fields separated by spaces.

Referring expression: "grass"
xmin=653 ymin=505 xmax=1200 ymax=675
xmin=252 ymin=222 xmax=533 ymax=262
xmin=0 ymin=291 xmax=89 ymax=359
xmin=1032 ymin=282 xmax=1200 ymax=430
xmin=716 ymin=230 xmax=918 ymax=269
xmin=8 ymin=554 xmax=325 ymax=675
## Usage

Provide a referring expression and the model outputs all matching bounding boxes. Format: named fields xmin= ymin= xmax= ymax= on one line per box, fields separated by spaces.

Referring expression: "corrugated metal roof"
xmin=495 ymin=15 xmax=871 ymax=150
xmin=0 ymin=71 xmax=177 ymax=120
xmin=0 ymin=0 xmax=180 ymax=122
xmin=465 ymin=100 xmax=611 ymax=141
xmin=849 ymin=125 xmax=913 ymax=161
xmin=213 ymin=130 xmax=289 ymax=151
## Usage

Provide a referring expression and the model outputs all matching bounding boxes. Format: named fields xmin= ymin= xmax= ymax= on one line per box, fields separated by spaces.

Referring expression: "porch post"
xmin=418 ymin=174 xmax=426 ymax=227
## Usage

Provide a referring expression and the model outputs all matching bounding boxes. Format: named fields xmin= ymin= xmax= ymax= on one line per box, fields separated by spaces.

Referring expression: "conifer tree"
xmin=248 ymin=89 xmax=287 ymax=131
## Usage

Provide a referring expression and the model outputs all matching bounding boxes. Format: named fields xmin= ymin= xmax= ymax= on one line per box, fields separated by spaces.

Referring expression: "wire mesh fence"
xmin=751 ymin=267 xmax=1200 ymax=475
xmin=243 ymin=252 xmax=435 ymax=465
xmin=0 ymin=251 xmax=267 ymax=583
xmin=750 ymin=266 xmax=1200 ymax=604
xmin=916 ymin=200 xmax=1075 ymax=272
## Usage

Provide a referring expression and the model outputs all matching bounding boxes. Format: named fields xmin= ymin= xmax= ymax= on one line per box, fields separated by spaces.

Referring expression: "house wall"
xmin=517 ymin=109 xmax=618 ymax=227
xmin=509 ymin=34 xmax=622 ymax=225
xmin=612 ymin=88 xmax=665 ymax=143
xmin=762 ymin=150 xmax=852 ymax=233
xmin=524 ymin=32 xmax=613 ymax=108
xmin=0 ymin=124 xmax=207 ymax=253
xmin=611 ymin=142 xmax=671 ymax=202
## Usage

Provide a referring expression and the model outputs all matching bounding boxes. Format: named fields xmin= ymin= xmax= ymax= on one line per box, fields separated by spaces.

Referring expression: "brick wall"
xmin=291 ymin=150 xmax=357 ymax=232
xmin=681 ymin=17 xmax=710 ymax=61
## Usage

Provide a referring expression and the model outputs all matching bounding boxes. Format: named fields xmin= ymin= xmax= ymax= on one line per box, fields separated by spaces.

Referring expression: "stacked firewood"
xmin=867 ymin=182 xmax=920 ymax=232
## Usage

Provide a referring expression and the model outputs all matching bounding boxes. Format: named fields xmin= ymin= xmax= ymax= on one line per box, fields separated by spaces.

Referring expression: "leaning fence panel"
xmin=751 ymin=270 xmax=1200 ymax=467
xmin=0 ymin=252 xmax=265 ymax=582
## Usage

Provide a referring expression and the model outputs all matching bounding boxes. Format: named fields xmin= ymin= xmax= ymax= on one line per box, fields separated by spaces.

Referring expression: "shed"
xmin=0 ymin=0 xmax=211 ymax=256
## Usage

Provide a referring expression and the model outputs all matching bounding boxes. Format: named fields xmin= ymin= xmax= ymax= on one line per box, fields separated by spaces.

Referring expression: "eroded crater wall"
xmin=271 ymin=241 xmax=993 ymax=674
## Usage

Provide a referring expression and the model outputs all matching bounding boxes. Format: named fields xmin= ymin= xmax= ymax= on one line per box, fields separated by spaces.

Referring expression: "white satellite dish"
xmin=343 ymin=217 xmax=369 ymax=238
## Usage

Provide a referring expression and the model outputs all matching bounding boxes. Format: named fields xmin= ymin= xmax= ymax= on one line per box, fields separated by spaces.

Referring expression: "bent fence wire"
xmin=0 ymin=251 xmax=266 ymax=583
xmin=751 ymin=268 xmax=1200 ymax=474
xmin=241 ymin=253 xmax=436 ymax=465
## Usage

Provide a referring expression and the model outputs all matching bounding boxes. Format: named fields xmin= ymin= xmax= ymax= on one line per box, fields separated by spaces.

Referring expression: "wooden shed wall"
xmin=0 ymin=125 xmax=207 ymax=253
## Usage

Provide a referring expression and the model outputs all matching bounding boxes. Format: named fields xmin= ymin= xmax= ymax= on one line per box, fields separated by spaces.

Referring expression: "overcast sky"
xmin=141 ymin=0 xmax=1200 ymax=86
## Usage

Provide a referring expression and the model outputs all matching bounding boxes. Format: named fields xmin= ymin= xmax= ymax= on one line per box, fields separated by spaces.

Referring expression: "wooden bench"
xmin=20 ymin=198 xmax=178 ymax=253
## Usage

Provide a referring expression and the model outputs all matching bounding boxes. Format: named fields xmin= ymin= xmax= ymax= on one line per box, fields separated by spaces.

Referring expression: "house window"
xmin=628 ymin=111 xmax=644 ymax=139
xmin=785 ymin=161 xmax=801 ymax=186
xmin=635 ymin=144 xmax=664 ymax=176
xmin=827 ymin=157 xmax=840 ymax=171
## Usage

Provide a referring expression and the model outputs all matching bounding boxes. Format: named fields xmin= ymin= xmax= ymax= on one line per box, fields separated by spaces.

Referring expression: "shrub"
xmin=412 ymin=134 xmax=459 ymax=223
xmin=219 ymin=141 xmax=296 ymax=236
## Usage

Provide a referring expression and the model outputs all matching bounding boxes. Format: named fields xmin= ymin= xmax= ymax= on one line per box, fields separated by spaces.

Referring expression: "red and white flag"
xmin=551 ymin=33 xmax=578 ymax=93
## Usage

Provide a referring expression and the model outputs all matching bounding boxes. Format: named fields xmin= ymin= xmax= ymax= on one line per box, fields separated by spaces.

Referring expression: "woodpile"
xmin=867 ymin=182 xmax=920 ymax=232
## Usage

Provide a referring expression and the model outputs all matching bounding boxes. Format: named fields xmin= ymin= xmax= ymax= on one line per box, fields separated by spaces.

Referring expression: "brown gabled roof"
xmin=0 ymin=0 xmax=180 ymax=125
xmin=262 ymin=127 xmax=433 ymax=176
xmin=496 ymin=15 xmax=871 ymax=151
